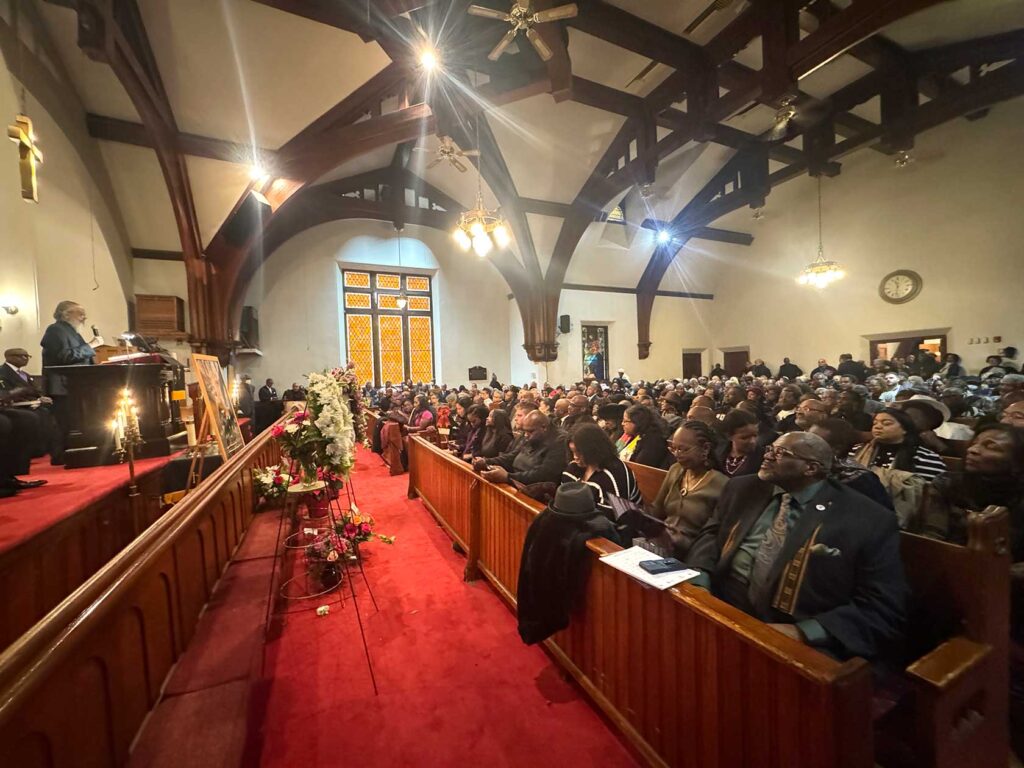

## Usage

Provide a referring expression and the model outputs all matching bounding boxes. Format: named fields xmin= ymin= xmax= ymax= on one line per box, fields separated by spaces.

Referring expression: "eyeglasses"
xmin=764 ymin=445 xmax=814 ymax=462
xmin=666 ymin=441 xmax=699 ymax=455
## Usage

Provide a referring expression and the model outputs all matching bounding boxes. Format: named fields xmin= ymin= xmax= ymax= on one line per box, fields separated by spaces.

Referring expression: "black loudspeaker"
xmin=559 ymin=314 xmax=571 ymax=334
xmin=240 ymin=306 xmax=260 ymax=349
xmin=223 ymin=189 xmax=272 ymax=247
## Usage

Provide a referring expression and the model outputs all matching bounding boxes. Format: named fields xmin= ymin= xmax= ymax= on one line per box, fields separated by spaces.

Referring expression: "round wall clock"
xmin=879 ymin=270 xmax=923 ymax=304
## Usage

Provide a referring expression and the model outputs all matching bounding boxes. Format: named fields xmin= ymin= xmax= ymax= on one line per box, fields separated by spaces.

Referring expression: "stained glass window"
xmin=346 ymin=314 xmax=374 ymax=386
xmin=408 ymin=316 xmax=433 ymax=383
xmin=345 ymin=292 xmax=371 ymax=309
xmin=344 ymin=271 xmax=370 ymax=288
xmin=341 ymin=269 xmax=433 ymax=386
xmin=378 ymin=315 xmax=405 ymax=384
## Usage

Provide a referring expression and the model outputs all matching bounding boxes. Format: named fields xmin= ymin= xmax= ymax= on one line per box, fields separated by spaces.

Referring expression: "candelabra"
xmin=111 ymin=388 xmax=143 ymax=493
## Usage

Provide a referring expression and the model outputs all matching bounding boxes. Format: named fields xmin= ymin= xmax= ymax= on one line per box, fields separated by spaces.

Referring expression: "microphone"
xmin=91 ymin=325 xmax=100 ymax=337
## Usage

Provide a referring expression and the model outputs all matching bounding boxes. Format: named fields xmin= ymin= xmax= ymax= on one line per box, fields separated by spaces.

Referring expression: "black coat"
xmin=40 ymin=320 xmax=95 ymax=396
xmin=837 ymin=360 xmax=868 ymax=381
xmin=686 ymin=475 xmax=907 ymax=661
xmin=778 ymin=363 xmax=803 ymax=379
xmin=629 ymin=429 xmax=669 ymax=469
xmin=0 ymin=364 xmax=42 ymax=397
xmin=516 ymin=503 xmax=621 ymax=644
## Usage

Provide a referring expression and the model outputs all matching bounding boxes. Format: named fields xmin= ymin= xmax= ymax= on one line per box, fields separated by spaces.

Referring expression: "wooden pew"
xmin=0 ymin=419 xmax=283 ymax=768
xmin=624 ymin=460 xmax=1010 ymax=768
xmin=406 ymin=438 xmax=1010 ymax=768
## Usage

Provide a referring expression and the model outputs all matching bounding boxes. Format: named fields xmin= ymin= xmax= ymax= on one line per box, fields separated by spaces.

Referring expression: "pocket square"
xmin=809 ymin=543 xmax=842 ymax=557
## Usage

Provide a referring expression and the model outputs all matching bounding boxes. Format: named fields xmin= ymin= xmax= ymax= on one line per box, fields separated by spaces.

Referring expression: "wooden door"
xmin=723 ymin=350 xmax=748 ymax=377
xmin=682 ymin=352 xmax=702 ymax=378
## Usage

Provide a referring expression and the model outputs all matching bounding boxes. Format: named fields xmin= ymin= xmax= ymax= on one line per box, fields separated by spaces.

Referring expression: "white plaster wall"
xmin=705 ymin=97 xmax=1024 ymax=375
xmin=131 ymin=257 xmax=193 ymax=363
xmin=237 ymin=219 xmax=511 ymax=388
xmin=509 ymin=289 xmax=714 ymax=386
xmin=0 ymin=67 xmax=129 ymax=366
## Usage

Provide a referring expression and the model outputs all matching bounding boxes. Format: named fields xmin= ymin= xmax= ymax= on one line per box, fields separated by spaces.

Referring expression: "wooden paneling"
xmin=0 ymin=470 xmax=165 ymax=651
xmin=407 ymin=437 xmax=873 ymax=767
xmin=0 ymin=421 xmax=282 ymax=768
xmin=406 ymin=437 xmax=1010 ymax=768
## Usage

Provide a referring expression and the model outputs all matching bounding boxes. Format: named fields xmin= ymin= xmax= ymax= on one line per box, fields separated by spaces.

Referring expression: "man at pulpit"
xmin=40 ymin=301 xmax=104 ymax=464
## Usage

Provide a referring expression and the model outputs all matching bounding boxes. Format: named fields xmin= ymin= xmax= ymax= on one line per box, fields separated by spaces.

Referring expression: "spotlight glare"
xmin=656 ymin=230 xmax=671 ymax=245
xmin=419 ymin=47 xmax=439 ymax=71
xmin=249 ymin=165 xmax=269 ymax=184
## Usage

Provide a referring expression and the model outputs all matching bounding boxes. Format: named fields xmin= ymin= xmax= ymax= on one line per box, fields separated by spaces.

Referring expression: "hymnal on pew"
xmin=600 ymin=546 xmax=700 ymax=590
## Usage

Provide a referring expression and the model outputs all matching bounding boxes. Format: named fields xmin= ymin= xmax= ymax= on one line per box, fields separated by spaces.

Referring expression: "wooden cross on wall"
xmin=8 ymin=114 xmax=43 ymax=202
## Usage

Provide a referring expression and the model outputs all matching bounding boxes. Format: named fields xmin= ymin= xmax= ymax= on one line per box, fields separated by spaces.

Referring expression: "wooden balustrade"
xmin=0 ymin=423 xmax=282 ymax=768
xmin=407 ymin=437 xmax=1010 ymax=768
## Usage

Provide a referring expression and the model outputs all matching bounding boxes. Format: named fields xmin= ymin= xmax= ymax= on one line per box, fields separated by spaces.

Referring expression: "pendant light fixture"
xmin=395 ymin=227 xmax=408 ymax=309
xmin=452 ymin=114 xmax=511 ymax=257
xmin=796 ymin=176 xmax=845 ymax=289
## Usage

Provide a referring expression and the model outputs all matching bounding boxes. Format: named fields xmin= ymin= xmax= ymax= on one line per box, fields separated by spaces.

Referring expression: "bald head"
xmin=758 ymin=431 xmax=833 ymax=489
xmin=569 ymin=394 xmax=589 ymax=414
xmin=685 ymin=405 xmax=716 ymax=426
xmin=554 ymin=398 xmax=571 ymax=418
xmin=692 ymin=395 xmax=715 ymax=409
xmin=522 ymin=410 xmax=551 ymax=445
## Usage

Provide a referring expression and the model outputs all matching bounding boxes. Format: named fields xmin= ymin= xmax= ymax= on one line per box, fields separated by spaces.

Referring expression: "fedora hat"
xmin=897 ymin=394 xmax=951 ymax=424
xmin=550 ymin=482 xmax=596 ymax=516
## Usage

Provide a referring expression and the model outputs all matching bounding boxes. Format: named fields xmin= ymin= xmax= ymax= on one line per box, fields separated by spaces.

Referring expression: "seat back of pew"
xmin=630 ymin=459 xmax=1010 ymax=768
xmin=898 ymin=508 xmax=1009 ymax=768
xmin=0 ymin=420 xmax=284 ymax=768
xmin=409 ymin=437 xmax=875 ymax=768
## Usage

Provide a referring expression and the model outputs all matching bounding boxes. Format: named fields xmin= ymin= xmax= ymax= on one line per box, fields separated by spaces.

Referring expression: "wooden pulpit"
xmin=49 ymin=361 xmax=186 ymax=468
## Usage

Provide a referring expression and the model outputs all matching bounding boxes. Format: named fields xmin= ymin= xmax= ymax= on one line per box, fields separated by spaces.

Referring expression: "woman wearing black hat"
xmin=854 ymin=408 xmax=947 ymax=482
xmin=596 ymin=402 xmax=626 ymax=443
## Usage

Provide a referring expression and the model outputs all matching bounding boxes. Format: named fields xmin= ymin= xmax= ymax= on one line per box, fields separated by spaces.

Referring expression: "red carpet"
xmin=0 ymin=455 xmax=171 ymax=556
xmin=255 ymin=449 xmax=639 ymax=768
xmin=130 ymin=448 xmax=639 ymax=767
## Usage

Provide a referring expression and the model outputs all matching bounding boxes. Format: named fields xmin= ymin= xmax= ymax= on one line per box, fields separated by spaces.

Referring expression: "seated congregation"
xmin=372 ymin=353 xmax=1024 ymax=763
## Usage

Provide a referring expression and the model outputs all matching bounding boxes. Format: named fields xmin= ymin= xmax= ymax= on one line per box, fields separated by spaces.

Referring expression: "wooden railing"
xmin=0 ymin=423 xmax=282 ymax=768
xmin=408 ymin=438 xmax=875 ymax=767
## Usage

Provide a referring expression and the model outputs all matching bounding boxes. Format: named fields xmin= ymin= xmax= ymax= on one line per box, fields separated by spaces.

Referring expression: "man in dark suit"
xmin=474 ymin=411 xmax=568 ymax=487
xmin=1 ymin=348 xmax=61 ymax=462
xmin=686 ymin=431 xmax=907 ymax=661
xmin=836 ymin=353 xmax=868 ymax=382
xmin=40 ymin=301 xmax=101 ymax=464
xmin=258 ymin=378 xmax=277 ymax=401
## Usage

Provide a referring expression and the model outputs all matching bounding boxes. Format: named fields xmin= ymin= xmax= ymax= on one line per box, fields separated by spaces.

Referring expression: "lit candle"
xmin=111 ymin=419 xmax=122 ymax=451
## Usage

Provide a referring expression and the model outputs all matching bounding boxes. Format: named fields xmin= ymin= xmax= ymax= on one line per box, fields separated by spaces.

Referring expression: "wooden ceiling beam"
xmin=59 ymin=0 xmax=215 ymax=345
xmin=566 ymin=0 xmax=707 ymax=73
xmin=786 ymin=0 xmax=948 ymax=79
xmin=86 ymin=113 xmax=276 ymax=166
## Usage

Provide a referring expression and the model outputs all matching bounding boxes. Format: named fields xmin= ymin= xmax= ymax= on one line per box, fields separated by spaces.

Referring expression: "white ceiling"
xmin=34 ymin=0 xmax=1023 ymax=291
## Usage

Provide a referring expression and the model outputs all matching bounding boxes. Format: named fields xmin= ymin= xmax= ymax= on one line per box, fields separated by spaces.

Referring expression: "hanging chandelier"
xmin=797 ymin=177 xmax=845 ymax=289
xmin=451 ymin=116 xmax=511 ymax=258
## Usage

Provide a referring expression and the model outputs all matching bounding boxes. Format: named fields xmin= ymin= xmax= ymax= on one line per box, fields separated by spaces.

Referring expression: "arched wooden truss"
xmin=57 ymin=0 xmax=1024 ymax=361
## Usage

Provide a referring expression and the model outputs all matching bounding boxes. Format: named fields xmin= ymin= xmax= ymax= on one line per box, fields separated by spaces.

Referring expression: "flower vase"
xmin=304 ymin=496 xmax=331 ymax=521
xmin=319 ymin=562 xmax=342 ymax=590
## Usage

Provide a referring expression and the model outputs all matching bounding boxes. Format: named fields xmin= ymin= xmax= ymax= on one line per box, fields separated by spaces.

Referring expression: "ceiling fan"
xmin=414 ymin=135 xmax=480 ymax=173
xmin=467 ymin=2 xmax=579 ymax=61
xmin=732 ymin=95 xmax=830 ymax=144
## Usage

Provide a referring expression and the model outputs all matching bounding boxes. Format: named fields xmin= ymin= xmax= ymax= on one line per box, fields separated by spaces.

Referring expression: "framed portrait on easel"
xmin=191 ymin=353 xmax=245 ymax=459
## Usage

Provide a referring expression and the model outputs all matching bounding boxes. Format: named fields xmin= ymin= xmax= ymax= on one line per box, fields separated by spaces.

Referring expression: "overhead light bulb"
xmin=453 ymin=227 xmax=472 ymax=251
xmin=492 ymin=223 xmax=511 ymax=249
xmin=249 ymin=164 xmax=269 ymax=184
xmin=419 ymin=47 xmax=439 ymax=71
xmin=656 ymin=230 xmax=671 ymax=245
xmin=396 ymin=295 xmax=408 ymax=309
xmin=469 ymin=220 xmax=485 ymax=237
xmin=472 ymin=232 xmax=493 ymax=257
